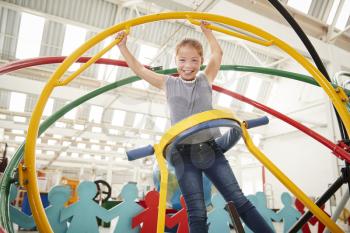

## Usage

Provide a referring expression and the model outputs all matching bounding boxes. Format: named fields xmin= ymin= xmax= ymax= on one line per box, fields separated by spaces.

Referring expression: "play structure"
xmin=1 ymin=4 xmax=350 ymax=233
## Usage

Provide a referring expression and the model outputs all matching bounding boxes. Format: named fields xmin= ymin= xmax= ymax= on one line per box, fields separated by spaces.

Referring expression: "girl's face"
xmin=175 ymin=45 xmax=202 ymax=81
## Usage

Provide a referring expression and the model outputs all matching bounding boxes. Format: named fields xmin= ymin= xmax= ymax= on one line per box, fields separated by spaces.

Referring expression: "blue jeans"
xmin=170 ymin=139 xmax=274 ymax=233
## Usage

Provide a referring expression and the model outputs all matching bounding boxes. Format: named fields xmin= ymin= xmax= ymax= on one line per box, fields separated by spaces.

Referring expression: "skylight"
xmin=43 ymin=98 xmax=54 ymax=116
xmin=55 ymin=122 xmax=66 ymax=128
xmin=132 ymin=44 xmax=159 ymax=89
xmin=89 ymin=105 xmax=103 ymax=123
xmin=154 ymin=117 xmax=167 ymax=132
xmin=92 ymin=126 xmax=102 ymax=133
xmin=97 ymin=37 xmax=121 ymax=81
xmin=16 ymin=13 xmax=45 ymax=59
xmin=13 ymin=116 xmax=26 ymax=123
xmin=62 ymin=24 xmax=87 ymax=71
xmin=327 ymin=0 xmax=341 ymax=25
xmin=77 ymin=143 xmax=86 ymax=149
xmin=9 ymin=92 xmax=26 ymax=112
xmin=217 ymin=72 xmax=238 ymax=108
xmin=243 ymin=76 xmax=262 ymax=112
xmin=287 ymin=0 xmax=312 ymax=14
xmin=64 ymin=105 xmax=77 ymax=120
xmin=138 ymin=44 xmax=159 ymax=65
xmin=133 ymin=113 xmax=144 ymax=128
xmin=48 ymin=139 xmax=57 ymax=145
xmin=132 ymin=80 xmax=150 ymax=89
xmin=335 ymin=0 xmax=350 ymax=30
xmin=112 ymin=109 xmax=126 ymax=126
xmin=91 ymin=144 xmax=100 ymax=150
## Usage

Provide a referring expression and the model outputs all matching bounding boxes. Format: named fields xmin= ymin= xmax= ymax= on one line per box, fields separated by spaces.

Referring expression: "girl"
xmin=115 ymin=21 xmax=273 ymax=233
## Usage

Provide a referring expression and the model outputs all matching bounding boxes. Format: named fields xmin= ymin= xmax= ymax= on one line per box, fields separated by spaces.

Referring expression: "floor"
xmin=14 ymin=221 xmax=350 ymax=232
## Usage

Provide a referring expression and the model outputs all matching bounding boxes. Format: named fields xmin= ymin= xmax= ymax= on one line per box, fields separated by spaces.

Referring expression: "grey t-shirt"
xmin=165 ymin=72 xmax=221 ymax=144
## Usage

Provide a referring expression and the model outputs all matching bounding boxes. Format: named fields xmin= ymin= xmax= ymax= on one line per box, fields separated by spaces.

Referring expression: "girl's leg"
xmin=172 ymin=150 xmax=208 ymax=233
xmin=204 ymin=146 xmax=274 ymax=233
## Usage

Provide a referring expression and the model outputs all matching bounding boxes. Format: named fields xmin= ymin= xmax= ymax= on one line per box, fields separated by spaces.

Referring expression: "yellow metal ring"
xmin=24 ymin=12 xmax=347 ymax=233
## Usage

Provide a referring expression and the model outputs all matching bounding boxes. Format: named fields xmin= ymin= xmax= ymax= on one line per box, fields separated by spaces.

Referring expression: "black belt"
xmin=175 ymin=139 xmax=216 ymax=151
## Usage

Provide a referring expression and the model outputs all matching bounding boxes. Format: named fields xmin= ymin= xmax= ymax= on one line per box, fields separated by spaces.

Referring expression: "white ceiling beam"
xmin=0 ymin=74 xmax=168 ymax=117
xmin=143 ymin=0 xmax=193 ymax=11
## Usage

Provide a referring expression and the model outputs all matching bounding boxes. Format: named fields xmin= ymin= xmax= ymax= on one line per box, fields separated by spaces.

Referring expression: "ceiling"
xmin=0 ymin=0 xmax=348 ymax=184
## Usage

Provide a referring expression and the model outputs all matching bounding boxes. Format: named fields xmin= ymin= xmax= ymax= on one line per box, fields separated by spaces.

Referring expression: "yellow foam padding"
xmin=154 ymin=109 xmax=239 ymax=233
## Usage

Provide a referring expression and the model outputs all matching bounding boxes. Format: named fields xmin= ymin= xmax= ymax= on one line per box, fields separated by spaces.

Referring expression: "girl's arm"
xmin=116 ymin=31 xmax=166 ymax=90
xmin=201 ymin=21 xmax=223 ymax=84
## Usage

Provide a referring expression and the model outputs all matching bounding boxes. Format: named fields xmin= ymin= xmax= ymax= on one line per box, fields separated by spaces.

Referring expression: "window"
xmin=97 ymin=37 xmax=121 ymax=81
xmin=112 ymin=109 xmax=126 ymax=126
xmin=16 ymin=13 xmax=45 ymax=59
xmin=327 ymin=0 xmax=341 ymax=25
xmin=9 ymin=92 xmax=26 ymax=112
xmin=62 ymin=24 xmax=87 ymax=71
xmin=43 ymin=98 xmax=54 ymax=116
xmin=133 ymin=113 xmax=144 ymax=128
xmin=138 ymin=44 xmax=159 ymax=65
xmin=132 ymin=44 xmax=159 ymax=89
xmin=335 ymin=0 xmax=350 ymax=30
xmin=64 ymin=103 xmax=77 ymax=120
xmin=243 ymin=76 xmax=262 ymax=112
xmin=287 ymin=0 xmax=312 ymax=14
xmin=154 ymin=117 xmax=167 ymax=132
xmin=92 ymin=126 xmax=102 ymax=133
xmin=89 ymin=105 xmax=103 ymax=123
xmin=13 ymin=116 xmax=26 ymax=123
xmin=217 ymin=72 xmax=238 ymax=108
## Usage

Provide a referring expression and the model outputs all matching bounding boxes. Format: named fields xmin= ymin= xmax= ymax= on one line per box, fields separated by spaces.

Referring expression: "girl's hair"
xmin=175 ymin=38 xmax=204 ymax=64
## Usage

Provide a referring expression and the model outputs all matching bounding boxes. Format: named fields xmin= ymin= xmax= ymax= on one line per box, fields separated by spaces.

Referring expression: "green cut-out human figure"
xmin=60 ymin=181 xmax=109 ymax=233
xmin=277 ymin=192 xmax=301 ymax=233
xmin=207 ymin=194 xmax=232 ymax=233
xmin=107 ymin=183 xmax=143 ymax=233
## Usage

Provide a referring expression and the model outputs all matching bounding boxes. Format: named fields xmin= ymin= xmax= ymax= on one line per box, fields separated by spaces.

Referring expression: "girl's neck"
xmin=179 ymin=76 xmax=196 ymax=84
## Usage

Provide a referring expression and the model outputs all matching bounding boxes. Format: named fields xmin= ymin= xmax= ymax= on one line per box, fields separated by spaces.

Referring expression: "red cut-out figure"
xmin=0 ymin=226 xmax=6 ymax=233
xmin=166 ymin=195 xmax=189 ymax=233
xmin=132 ymin=190 xmax=159 ymax=233
xmin=309 ymin=204 xmax=330 ymax=233
xmin=295 ymin=199 xmax=311 ymax=233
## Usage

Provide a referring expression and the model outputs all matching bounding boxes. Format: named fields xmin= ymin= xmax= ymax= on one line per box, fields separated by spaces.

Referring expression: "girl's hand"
xmin=200 ymin=21 xmax=211 ymax=34
xmin=115 ymin=30 xmax=127 ymax=47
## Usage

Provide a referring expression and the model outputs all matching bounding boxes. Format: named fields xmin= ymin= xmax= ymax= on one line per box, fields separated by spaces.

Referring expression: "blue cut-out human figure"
xmin=45 ymin=185 xmax=72 ymax=233
xmin=107 ymin=183 xmax=143 ymax=233
xmin=277 ymin=192 xmax=301 ymax=233
xmin=10 ymin=184 xmax=71 ymax=233
xmin=207 ymin=194 xmax=232 ymax=233
xmin=60 ymin=181 xmax=109 ymax=233
xmin=256 ymin=192 xmax=279 ymax=232
xmin=9 ymin=184 xmax=35 ymax=229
